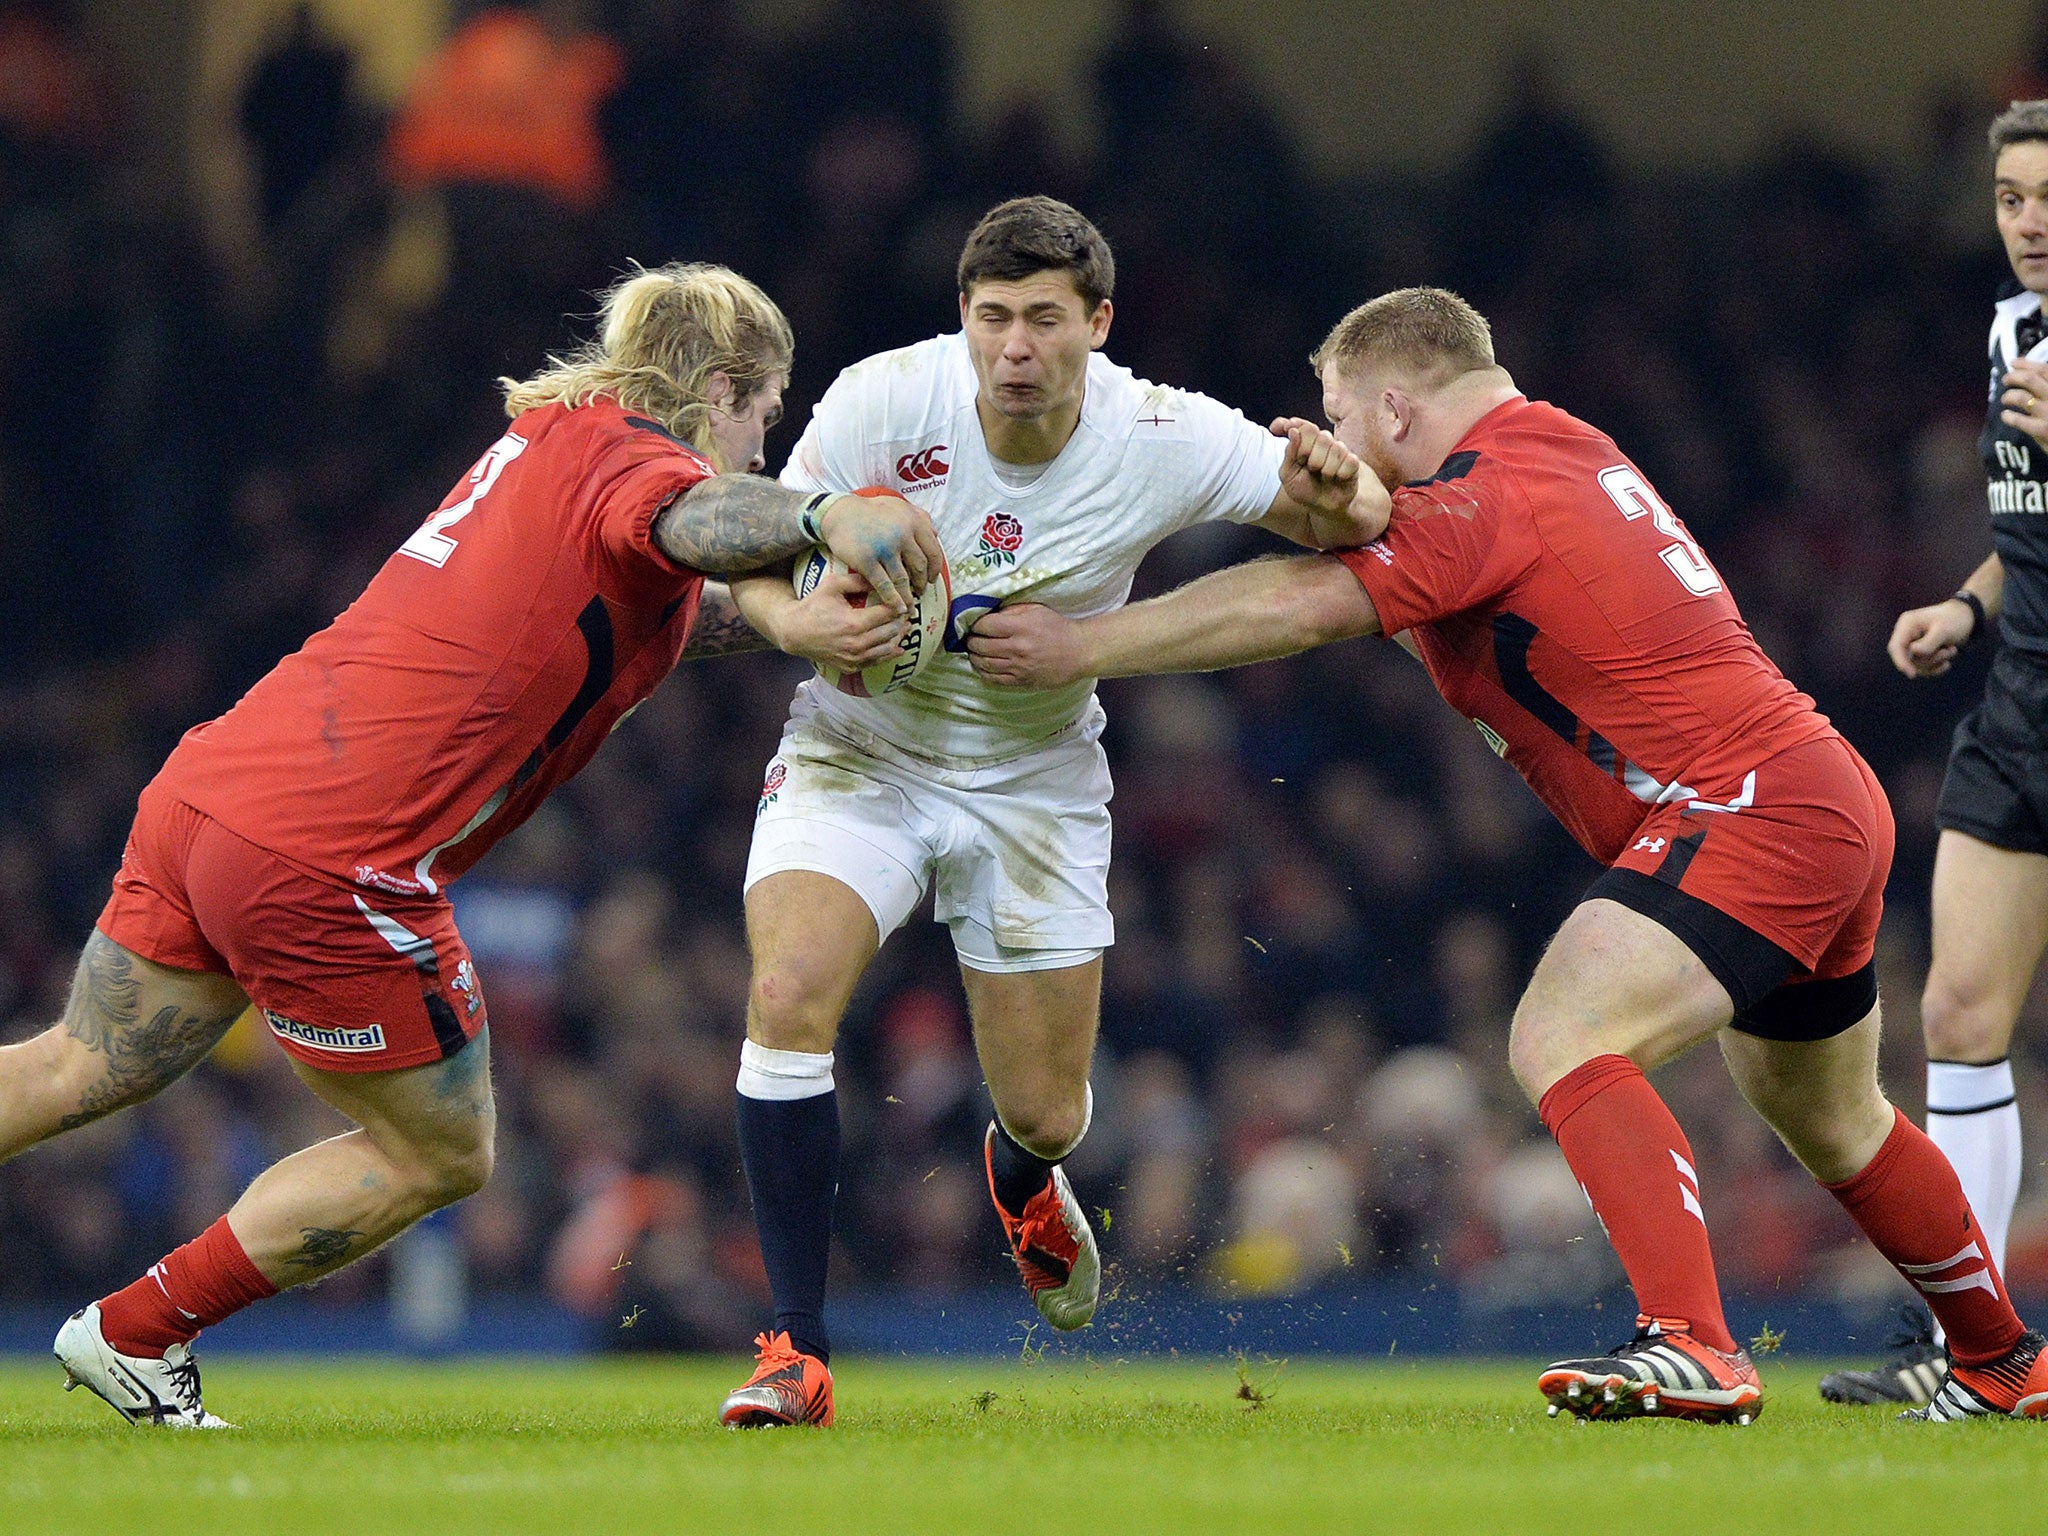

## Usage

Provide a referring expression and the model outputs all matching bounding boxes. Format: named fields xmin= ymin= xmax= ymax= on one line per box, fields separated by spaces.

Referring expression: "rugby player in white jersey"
xmin=712 ymin=197 xmax=1389 ymax=1425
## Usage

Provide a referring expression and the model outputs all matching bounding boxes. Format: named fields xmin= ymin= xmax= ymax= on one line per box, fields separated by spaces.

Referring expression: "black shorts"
xmin=1588 ymin=868 xmax=1879 ymax=1043
xmin=1937 ymin=648 xmax=2048 ymax=855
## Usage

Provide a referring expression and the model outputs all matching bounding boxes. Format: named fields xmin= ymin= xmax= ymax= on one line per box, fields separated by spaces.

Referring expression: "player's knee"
xmin=1770 ymin=1087 xmax=1895 ymax=1184
xmin=429 ymin=1138 xmax=493 ymax=1207
xmin=22 ymin=1025 xmax=158 ymax=1125
xmin=999 ymin=1095 xmax=1088 ymax=1160
xmin=396 ymin=1128 xmax=494 ymax=1212
xmin=1920 ymin=974 xmax=2014 ymax=1062
xmin=1506 ymin=1013 xmax=1578 ymax=1102
xmin=746 ymin=965 xmax=843 ymax=1052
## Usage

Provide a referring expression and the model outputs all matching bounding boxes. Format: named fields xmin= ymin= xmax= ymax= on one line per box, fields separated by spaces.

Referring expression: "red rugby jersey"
xmin=1334 ymin=397 xmax=1834 ymax=865
xmin=159 ymin=398 xmax=710 ymax=894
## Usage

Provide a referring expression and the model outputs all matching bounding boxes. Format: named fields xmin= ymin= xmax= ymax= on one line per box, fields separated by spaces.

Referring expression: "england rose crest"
xmin=978 ymin=512 xmax=1024 ymax=566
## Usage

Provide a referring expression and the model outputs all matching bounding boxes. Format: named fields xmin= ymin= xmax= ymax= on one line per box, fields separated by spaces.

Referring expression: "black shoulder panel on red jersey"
xmin=1404 ymin=450 xmax=1480 ymax=488
xmin=624 ymin=415 xmax=688 ymax=445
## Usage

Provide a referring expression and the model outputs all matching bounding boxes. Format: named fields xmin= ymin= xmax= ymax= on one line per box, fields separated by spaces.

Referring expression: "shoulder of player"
xmin=807 ymin=333 xmax=971 ymax=444
xmin=1387 ymin=408 xmax=1561 ymax=520
xmin=822 ymin=334 xmax=967 ymax=409
xmin=546 ymin=397 xmax=715 ymax=484
xmin=1084 ymin=358 xmax=1261 ymax=448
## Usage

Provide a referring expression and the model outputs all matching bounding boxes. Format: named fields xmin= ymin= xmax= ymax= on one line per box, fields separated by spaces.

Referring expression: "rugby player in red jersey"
xmin=0 ymin=262 xmax=939 ymax=1426
xmin=968 ymin=287 xmax=2048 ymax=1424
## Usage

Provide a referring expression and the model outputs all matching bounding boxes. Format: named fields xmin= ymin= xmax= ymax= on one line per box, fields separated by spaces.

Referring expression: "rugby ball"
xmin=791 ymin=521 xmax=952 ymax=698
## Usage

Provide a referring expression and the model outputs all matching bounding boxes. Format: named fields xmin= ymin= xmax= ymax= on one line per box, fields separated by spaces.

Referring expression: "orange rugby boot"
xmin=717 ymin=1331 xmax=834 ymax=1428
xmin=1903 ymin=1329 xmax=2048 ymax=1421
xmin=984 ymin=1123 xmax=1100 ymax=1331
xmin=1539 ymin=1315 xmax=1764 ymax=1424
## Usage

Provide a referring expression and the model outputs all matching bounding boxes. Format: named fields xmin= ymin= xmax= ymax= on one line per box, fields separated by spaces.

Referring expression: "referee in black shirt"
xmin=1827 ymin=99 xmax=2048 ymax=1407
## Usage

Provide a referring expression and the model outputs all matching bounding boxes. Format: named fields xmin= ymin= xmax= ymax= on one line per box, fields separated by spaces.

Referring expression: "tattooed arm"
xmin=653 ymin=475 xmax=945 ymax=612
xmin=676 ymin=581 xmax=775 ymax=661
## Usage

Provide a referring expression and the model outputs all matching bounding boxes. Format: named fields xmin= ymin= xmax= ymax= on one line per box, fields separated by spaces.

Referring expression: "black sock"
xmin=988 ymin=1118 xmax=1058 ymax=1214
xmin=735 ymin=1089 xmax=839 ymax=1363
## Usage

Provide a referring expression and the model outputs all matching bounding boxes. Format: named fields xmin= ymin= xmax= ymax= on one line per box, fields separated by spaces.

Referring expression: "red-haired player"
xmin=970 ymin=286 xmax=2048 ymax=1424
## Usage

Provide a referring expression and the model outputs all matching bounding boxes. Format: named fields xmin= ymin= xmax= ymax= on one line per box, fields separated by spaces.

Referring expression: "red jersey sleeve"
xmin=582 ymin=425 xmax=716 ymax=606
xmin=1334 ymin=467 xmax=1533 ymax=634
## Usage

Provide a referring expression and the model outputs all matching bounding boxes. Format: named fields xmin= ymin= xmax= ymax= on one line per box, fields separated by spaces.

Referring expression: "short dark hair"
xmin=957 ymin=197 xmax=1115 ymax=309
xmin=1991 ymin=100 xmax=2048 ymax=156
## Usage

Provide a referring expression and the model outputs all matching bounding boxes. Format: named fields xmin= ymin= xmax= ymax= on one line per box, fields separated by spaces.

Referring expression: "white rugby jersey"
xmin=779 ymin=331 xmax=1286 ymax=763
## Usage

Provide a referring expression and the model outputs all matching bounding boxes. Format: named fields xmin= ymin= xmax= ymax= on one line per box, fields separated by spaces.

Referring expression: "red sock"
xmin=1538 ymin=1054 xmax=1738 ymax=1354
xmin=96 ymin=1216 xmax=279 ymax=1357
xmin=1824 ymin=1107 xmax=2026 ymax=1367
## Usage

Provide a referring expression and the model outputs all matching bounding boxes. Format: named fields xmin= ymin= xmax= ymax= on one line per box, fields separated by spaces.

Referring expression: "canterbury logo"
xmin=896 ymin=446 xmax=950 ymax=483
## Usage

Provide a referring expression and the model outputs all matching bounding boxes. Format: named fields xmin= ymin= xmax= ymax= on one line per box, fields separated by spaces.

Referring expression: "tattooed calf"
xmin=288 ymin=1226 xmax=365 ymax=1270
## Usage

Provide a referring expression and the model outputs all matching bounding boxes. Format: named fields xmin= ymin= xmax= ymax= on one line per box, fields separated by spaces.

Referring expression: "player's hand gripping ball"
xmin=793 ymin=489 xmax=952 ymax=697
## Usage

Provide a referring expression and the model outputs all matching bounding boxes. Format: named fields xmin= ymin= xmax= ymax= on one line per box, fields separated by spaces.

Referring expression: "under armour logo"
xmin=1634 ymin=836 xmax=1667 ymax=853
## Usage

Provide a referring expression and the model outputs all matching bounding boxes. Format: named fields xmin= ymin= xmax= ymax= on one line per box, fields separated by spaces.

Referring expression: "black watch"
xmin=1954 ymin=589 xmax=1989 ymax=647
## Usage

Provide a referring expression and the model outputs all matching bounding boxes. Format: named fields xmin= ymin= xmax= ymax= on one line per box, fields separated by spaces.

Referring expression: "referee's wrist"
xmin=1953 ymin=588 xmax=1989 ymax=646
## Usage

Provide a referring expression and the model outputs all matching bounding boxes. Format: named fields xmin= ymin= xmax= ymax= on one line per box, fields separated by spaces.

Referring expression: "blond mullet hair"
xmin=1311 ymin=287 xmax=1495 ymax=387
xmin=500 ymin=262 xmax=794 ymax=469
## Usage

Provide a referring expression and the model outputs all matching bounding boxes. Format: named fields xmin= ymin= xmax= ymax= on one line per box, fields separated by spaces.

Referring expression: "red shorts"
xmin=97 ymin=781 xmax=487 ymax=1073
xmin=1591 ymin=733 xmax=1893 ymax=1035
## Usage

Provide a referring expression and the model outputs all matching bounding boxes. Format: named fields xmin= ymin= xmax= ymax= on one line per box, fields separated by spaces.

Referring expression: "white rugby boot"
xmin=54 ymin=1303 xmax=235 ymax=1428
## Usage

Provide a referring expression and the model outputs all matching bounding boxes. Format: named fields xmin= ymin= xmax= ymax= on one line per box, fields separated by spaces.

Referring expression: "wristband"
xmin=798 ymin=491 xmax=834 ymax=544
xmin=1954 ymin=589 xmax=1988 ymax=647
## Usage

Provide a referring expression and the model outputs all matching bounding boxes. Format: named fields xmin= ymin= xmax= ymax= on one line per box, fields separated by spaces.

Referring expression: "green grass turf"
xmin=0 ymin=1354 xmax=2035 ymax=1535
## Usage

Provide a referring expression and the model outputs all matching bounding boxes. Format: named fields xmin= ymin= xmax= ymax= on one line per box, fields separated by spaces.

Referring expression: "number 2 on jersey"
xmin=400 ymin=432 xmax=528 ymax=568
xmin=1597 ymin=465 xmax=1722 ymax=597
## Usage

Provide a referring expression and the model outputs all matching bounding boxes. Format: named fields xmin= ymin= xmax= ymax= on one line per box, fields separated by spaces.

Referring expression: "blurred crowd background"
xmin=3 ymin=0 xmax=2048 ymax=1348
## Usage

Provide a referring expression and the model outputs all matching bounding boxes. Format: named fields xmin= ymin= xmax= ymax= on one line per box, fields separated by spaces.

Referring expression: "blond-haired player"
xmin=0 ymin=261 xmax=936 ymax=1426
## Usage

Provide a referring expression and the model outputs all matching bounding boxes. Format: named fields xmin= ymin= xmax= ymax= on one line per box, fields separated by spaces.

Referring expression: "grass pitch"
xmin=0 ymin=1354 xmax=2034 ymax=1535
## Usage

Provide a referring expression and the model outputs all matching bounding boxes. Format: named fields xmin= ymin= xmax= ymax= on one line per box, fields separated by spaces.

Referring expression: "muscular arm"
xmin=968 ymin=553 xmax=1381 ymax=688
xmin=1256 ymin=419 xmax=1393 ymax=549
xmin=726 ymin=566 xmax=912 ymax=672
xmin=654 ymin=474 xmax=945 ymax=612
xmin=652 ymin=475 xmax=818 ymax=574
xmin=676 ymin=581 xmax=775 ymax=661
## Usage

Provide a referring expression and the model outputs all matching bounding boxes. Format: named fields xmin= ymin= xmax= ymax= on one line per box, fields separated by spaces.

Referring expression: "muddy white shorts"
xmin=744 ymin=697 xmax=1113 ymax=972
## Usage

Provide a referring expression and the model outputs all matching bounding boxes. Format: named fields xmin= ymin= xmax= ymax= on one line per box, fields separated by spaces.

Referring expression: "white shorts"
xmin=744 ymin=700 xmax=1113 ymax=973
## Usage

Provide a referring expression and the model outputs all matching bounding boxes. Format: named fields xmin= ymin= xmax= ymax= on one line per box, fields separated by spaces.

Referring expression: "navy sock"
xmin=735 ymin=1089 xmax=839 ymax=1363
xmin=988 ymin=1118 xmax=1058 ymax=1215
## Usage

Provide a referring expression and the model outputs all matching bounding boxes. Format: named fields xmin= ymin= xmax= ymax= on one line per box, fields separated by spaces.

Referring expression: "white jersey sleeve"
xmin=1171 ymin=389 xmax=1287 ymax=529
xmin=779 ymin=370 xmax=887 ymax=494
